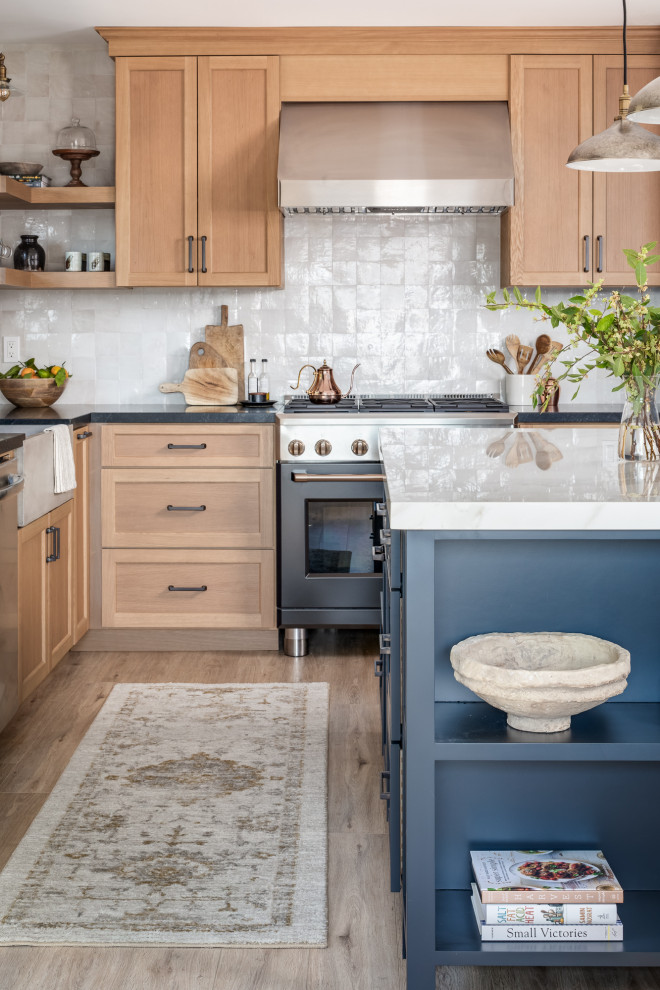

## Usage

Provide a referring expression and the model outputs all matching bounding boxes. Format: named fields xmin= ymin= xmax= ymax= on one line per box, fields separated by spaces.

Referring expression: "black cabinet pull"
xmin=374 ymin=657 xmax=384 ymax=678
xmin=187 ymin=235 xmax=194 ymax=273
xmin=76 ymin=430 xmax=93 ymax=440
xmin=201 ymin=235 xmax=207 ymax=274
xmin=380 ymin=770 xmax=391 ymax=801
xmin=46 ymin=525 xmax=57 ymax=563
xmin=168 ymin=585 xmax=208 ymax=592
xmin=167 ymin=443 xmax=207 ymax=450
xmin=167 ymin=504 xmax=206 ymax=512
xmin=597 ymin=234 xmax=604 ymax=273
xmin=583 ymin=234 xmax=590 ymax=273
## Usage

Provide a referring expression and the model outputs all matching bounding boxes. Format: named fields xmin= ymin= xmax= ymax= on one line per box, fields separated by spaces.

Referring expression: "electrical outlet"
xmin=3 ymin=337 xmax=20 ymax=363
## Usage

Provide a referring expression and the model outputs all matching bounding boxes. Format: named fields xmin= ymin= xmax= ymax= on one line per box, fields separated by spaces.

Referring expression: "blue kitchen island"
xmin=378 ymin=426 xmax=660 ymax=989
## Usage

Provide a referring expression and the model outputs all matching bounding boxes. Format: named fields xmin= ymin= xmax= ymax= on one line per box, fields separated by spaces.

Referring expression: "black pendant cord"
xmin=622 ymin=0 xmax=628 ymax=86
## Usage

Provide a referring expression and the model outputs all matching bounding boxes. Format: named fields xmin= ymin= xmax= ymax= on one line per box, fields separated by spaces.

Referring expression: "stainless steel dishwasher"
xmin=0 ymin=446 xmax=24 ymax=733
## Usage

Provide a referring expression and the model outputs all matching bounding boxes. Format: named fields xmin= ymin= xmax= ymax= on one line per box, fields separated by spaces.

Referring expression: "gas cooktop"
xmin=282 ymin=393 xmax=509 ymax=414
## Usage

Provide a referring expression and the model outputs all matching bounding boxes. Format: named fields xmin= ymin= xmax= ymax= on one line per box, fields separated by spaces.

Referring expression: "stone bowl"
xmin=0 ymin=378 xmax=67 ymax=408
xmin=450 ymin=632 xmax=630 ymax=733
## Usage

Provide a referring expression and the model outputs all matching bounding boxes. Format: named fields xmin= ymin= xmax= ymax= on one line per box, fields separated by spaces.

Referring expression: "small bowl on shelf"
xmin=0 ymin=162 xmax=44 ymax=176
xmin=0 ymin=377 xmax=67 ymax=408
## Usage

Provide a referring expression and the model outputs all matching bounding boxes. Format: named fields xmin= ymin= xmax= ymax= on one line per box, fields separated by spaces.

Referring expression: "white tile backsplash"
xmin=0 ymin=43 xmax=647 ymax=406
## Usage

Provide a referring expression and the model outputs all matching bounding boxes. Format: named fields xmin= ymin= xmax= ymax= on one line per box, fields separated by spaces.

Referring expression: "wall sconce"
xmin=0 ymin=54 xmax=12 ymax=102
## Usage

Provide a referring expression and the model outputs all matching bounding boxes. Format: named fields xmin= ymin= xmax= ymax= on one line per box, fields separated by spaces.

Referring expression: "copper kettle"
xmin=291 ymin=359 xmax=360 ymax=404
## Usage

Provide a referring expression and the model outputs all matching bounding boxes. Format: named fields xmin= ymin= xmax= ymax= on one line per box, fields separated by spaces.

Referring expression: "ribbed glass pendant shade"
xmin=566 ymin=117 xmax=660 ymax=172
xmin=628 ymin=78 xmax=660 ymax=124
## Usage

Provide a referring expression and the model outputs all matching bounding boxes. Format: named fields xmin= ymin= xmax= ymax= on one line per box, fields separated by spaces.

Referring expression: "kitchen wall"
xmin=0 ymin=43 xmax=645 ymax=405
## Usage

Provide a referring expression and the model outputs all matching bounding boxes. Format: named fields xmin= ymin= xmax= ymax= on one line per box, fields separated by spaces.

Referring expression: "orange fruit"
xmin=50 ymin=366 xmax=68 ymax=378
xmin=19 ymin=368 xmax=37 ymax=378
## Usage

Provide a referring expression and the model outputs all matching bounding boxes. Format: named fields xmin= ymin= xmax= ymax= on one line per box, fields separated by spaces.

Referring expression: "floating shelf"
xmin=435 ymin=889 xmax=660 ymax=966
xmin=0 ymin=270 xmax=116 ymax=289
xmin=433 ymin=702 xmax=660 ymax=761
xmin=0 ymin=177 xmax=115 ymax=210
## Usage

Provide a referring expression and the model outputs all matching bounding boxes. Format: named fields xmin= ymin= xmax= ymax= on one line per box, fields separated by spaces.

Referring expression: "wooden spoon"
xmin=486 ymin=431 xmax=514 ymax=458
xmin=505 ymin=334 xmax=520 ymax=364
xmin=516 ymin=344 xmax=534 ymax=374
xmin=486 ymin=349 xmax=514 ymax=375
xmin=528 ymin=334 xmax=552 ymax=374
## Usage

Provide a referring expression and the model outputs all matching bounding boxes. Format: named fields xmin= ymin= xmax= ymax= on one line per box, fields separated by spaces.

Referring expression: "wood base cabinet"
xmin=18 ymin=500 xmax=74 ymax=701
xmin=503 ymin=55 xmax=660 ymax=287
xmin=115 ymin=55 xmax=281 ymax=287
xmin=73 ymin=429 xmax=92 ymax=643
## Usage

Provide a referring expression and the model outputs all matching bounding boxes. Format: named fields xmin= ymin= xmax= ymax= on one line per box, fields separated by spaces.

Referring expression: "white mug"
xmin=87 ymin=251 xmax=103 ymax=272
xmin=65 ymin=251 xmax=84 ymax=271
xmin=505 ymin=374 xmax=537 ymax=407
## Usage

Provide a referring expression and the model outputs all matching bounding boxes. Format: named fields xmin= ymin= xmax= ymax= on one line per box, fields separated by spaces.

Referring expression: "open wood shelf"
xmin=433 ymin=702 xmax=660 ymax=761
xmin=0 ymin=177 xmax=115 ymax=210
xmin=435 ymin=889 xmax=660 ymax=965
xmin=0 ymin=270 xmax=116 ymax=289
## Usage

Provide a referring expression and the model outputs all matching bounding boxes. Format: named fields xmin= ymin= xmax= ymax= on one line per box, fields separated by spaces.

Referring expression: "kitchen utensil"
xmin=0 ymin=378 xmax=67 ymax=408
xmin=505 ymin=433 xmax=533 ymax=468
xmin=159 ymin=367 xmax=238 ymax=405
xmin=528 ymin=334 xmax=552 ymax=374
xmin=485 ymin=349 xmax=514 ymax=375
xmin=529 ymin=432 xmax=563 ymax=468
xmin=505 ymin=334 xmax=521 ymax=364
xmin=188 ymin=340 xmax=226 ymax=370
xmin=516 ymin=344 xmax=534 ymax=374
xmin=291 ymin=359 xmax=360 ymax=404
xmin=0 ymin=162 xmax=43 ymax=176
xmin=205 ymin=305 xmax=245 ymax=400
xmin=486 ymin=432 xmax=514 ymax=458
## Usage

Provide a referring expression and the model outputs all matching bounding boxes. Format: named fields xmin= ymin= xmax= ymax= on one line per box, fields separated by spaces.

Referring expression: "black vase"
xmin=13 ymin=235 xmax=45 ymax=272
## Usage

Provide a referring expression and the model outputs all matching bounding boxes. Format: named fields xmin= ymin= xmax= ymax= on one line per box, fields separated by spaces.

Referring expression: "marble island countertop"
xmin=380 ymin=426 xmax=660 ymax=531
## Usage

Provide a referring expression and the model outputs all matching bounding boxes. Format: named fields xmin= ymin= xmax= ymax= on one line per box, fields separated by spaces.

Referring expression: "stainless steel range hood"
xmin=278 ymin=102 xmax=515 ymax=216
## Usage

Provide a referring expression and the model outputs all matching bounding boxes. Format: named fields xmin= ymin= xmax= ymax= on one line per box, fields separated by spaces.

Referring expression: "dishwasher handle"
xmin=293 ymin=472 xmax=385 ymax=483
xmin=0 ymin=475 xmax=24 ymax=500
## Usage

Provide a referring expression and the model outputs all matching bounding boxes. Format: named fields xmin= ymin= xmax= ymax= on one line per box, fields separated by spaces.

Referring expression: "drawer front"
xmin=102 ymin=469 xmax=274 ymax=548
xmin=102 ymin=424 xmax=274 ymax=468
xmin=102 ymin=549 xmax=275 ymax=628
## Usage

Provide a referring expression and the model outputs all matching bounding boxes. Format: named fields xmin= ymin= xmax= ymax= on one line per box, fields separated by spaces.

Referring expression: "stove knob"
xmin=315 ymin=439 xmax=332 ymax=457
xmin=288 ymin=439 xmax=305 ymax=457
xmin=351 ymin=439 xmax=369 ymax=457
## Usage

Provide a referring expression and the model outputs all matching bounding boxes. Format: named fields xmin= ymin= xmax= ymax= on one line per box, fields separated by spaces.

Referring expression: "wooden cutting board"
xmin=159 ymin=367 xmax=239 ymax=405
xmin=188 ymin=340 xmax=226 ymax=370
xmin=205 ymin=305 xmax=245 ymax=400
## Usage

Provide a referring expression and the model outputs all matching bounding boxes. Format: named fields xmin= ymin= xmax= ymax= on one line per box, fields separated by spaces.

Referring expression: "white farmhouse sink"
xmin=450 ymin=632 xmax=630 ymax=733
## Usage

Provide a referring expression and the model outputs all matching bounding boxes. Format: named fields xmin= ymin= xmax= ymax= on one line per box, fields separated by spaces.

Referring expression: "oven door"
xmin=278 ymin=461 xmax=385 ymax=625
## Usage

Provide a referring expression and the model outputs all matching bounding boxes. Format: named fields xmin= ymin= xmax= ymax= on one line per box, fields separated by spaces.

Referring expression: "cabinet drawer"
xmin=102 ymin=549 xmax=275 ymax=628
xmin=102 ymin=469 xmax=274 ymax=548
xmin=101 ymin=424 xmax=274 ymax=468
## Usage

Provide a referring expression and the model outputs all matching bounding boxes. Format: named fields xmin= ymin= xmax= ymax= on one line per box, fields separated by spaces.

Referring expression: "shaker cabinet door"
xmin=593 ymin=56 xmax=660 ymax=287
xmin=197 ymin=56 xmax=282 ymax=287
xmin=502 ymin=55 xmax=594 ymax=287
xmin=115 ymin=56 xmax=198 ymax=286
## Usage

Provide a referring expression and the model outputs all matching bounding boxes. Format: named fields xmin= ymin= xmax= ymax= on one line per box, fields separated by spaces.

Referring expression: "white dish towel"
xmin=44 ymin=425 xmax=77 ymax=494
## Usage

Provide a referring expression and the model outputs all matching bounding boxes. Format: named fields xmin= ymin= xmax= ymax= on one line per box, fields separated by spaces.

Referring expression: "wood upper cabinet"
xmin=502 ymin=55 xmax=594 ymax=286
xmin=115 ymin=54 xmax=281 ymax=287
xmin=503 ymin=54 xmax=660 ymax=287
xmin=593 ymin=56 xmax=660 ymax=286
xmin=18 ymin=499 xmax=74 ymax=701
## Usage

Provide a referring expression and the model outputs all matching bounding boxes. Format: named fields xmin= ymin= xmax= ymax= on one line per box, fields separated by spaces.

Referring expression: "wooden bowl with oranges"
xmin=0 ymin=361 xmax=69 ymax=407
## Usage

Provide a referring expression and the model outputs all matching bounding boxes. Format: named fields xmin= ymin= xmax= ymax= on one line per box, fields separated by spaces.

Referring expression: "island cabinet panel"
xmin=101 ymin=424 xmax=274 ymax=468
xmin=197 ymin=56 xmax=281 ymax=286
xmin=102 ymin=549 xmax=275 ymax=628
xmin=102 ymin=468 xmax=274 ymax=548
xmin=502 ymin=55 xmax=594 ymax=287
xmin=115 ymin=57 xmax=198 ymax=287
xmin=593 ymin=56 xmax=660 ymax=286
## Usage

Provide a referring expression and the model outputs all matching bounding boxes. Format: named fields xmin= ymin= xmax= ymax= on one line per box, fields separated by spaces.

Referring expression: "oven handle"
xmin=292 ymin=472 xmax=385 ymax=482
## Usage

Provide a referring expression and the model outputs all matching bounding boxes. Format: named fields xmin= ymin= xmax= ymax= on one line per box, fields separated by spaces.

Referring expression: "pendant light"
xmin=0 ymin=54 xmax=11 ymax=102
xmin=566 ymin=0 xmax=660 ymax=172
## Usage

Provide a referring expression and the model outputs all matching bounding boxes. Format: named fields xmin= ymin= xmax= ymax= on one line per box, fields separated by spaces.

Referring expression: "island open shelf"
xmin=434 ymin=890 xmax=660 ymax=966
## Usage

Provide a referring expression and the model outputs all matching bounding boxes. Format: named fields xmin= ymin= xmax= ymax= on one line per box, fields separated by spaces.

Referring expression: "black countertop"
xmin=512 ymin=403 xmax=623 ymax=424
xmin=0 ymin=403 xmax=281 ymax=426
xmin=0 ymin=432 xmax=25 ymax=456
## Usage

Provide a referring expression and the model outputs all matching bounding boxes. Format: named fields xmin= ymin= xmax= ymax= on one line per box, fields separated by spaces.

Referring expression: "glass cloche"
xmin=55 ymin=117 xmax=97 ymax=151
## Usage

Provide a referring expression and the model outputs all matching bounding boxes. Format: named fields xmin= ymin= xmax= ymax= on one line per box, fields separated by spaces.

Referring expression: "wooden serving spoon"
xmin=505 ymin=334 xmax=520 ymax=364
xmin=528 ymin=334 xmax=552 ymax=374
xmin=516 ymin=344 xmax=534 ymax=374
xmin=486 ymin=349 xmax=514 ymax=375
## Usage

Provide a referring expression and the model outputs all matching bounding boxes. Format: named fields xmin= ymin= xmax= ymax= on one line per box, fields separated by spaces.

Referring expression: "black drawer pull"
xmin=76 ymin=430 xmax=93 ymax=440
xmin=167 ymin=443 xmax=207 ymax=450
xmin=167 ymin=505 xmax=206 ymax=512
xmin=168 ymin=585 xmax=208 ymax=592
xmin=380 ymin=770 xmax=391 ymax=801
xmin=374 ymin=657 xmax=384 ymax=677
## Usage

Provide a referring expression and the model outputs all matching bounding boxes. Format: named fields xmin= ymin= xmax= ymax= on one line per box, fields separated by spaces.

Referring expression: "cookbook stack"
xmin=470 ymin=850 xmax=624 ymax=942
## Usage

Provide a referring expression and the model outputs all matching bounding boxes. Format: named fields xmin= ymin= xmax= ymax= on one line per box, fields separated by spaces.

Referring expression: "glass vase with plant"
xmin=484 ymin=242 xmax=660 ymax=461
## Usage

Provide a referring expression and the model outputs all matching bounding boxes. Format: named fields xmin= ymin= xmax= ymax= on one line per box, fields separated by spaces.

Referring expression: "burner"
xmin=283 ymin=393 xmax=509 ymax=414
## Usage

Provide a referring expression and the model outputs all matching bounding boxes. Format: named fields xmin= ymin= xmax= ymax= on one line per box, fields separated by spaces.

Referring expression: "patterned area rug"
xmin=0 ymin=683 xmax=328 ymax=946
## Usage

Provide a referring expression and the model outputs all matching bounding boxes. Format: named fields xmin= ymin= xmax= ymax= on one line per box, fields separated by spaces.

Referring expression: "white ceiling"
xmin=1 ymin=0 xmax=658 ymax=46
